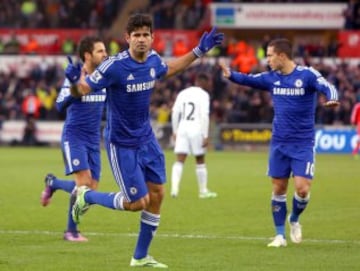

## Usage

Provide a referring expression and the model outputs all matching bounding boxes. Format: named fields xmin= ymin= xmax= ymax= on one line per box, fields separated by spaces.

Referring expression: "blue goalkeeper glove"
xmin=193 ymin=27 xmax=224 ymax=58
xmin=65 ymin=56 xmax=82 ymax=84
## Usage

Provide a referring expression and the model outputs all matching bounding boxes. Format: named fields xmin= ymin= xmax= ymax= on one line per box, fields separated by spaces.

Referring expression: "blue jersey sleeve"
xmin=85 ymin=56 xmax=118 ymax=91
xmin=308 ymin=67 xmax=338 ymax=101
xmin=86 ymin=69 xmax=110 ymax=91
xmin=229 ymin=71 xmax=269 ymax=90
xmin=153 ymin=51 xmax=168 ymax=79
xmin=56 ymin=79 xmax=77 ymax=112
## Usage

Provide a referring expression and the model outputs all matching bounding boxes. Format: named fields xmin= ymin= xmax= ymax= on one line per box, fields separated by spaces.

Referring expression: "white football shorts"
xmin=174 ymin=130 xmax=205 ymax=156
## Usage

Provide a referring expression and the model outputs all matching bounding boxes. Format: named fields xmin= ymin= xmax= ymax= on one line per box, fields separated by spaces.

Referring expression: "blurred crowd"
xmin=0 ymin=56 xmax=359 ymax=128
xmin=1 ymin=0 xmax=358 ymax=56
xmin=1 ymin=0 xmax=358 ymax=31
xmin=150 ymin=58 xmax=360 ymax=127
xmin=0 ymin=0 xmax=359 ymax=129
xmin=0 ymin=0 xmax=121 ymax=29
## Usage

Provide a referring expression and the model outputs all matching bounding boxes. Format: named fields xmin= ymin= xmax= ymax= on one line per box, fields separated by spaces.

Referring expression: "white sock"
xmin=196 ymin=164 xmax=207 ymax=194
xmin=171 ymin=162 xmax=183 ymax=195
xmin=113 ymin=192 xmax=125 ymax=210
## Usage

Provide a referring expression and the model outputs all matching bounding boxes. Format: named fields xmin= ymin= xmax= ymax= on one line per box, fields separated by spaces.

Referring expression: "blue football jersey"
xmin=85 ymin=50 xmax=168 ymax=147
xmin=56 ymin=78 xmax=106 ymax=144
xmin=229 ymin=65 xmax=338 ymax=146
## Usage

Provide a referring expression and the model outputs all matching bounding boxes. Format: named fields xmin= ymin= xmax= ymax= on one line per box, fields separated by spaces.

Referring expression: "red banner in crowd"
xmin=0 ymin=29 xmax=199 ymax=56
xmin=338 ymin=31 xmax=360 ymax=58
xmin=152 ymin=30 xmax=199 ymax=56
xmin=0 ymin=29 xmax=96 ymax=54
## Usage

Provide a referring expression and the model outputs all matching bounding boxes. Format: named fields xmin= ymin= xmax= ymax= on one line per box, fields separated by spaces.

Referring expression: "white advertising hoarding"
xmin=210 ymin=3 xmax=347 ymax=29
xmin=0 ymin=121 xmax=63 ymax=143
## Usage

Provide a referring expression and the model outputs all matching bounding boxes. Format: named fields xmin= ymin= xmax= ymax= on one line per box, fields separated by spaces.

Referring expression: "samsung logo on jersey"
xmin=81 ymin=95 xmax=106 ymax=102
xmin=273 ymin=88 xmax=305 ymax=96
xmin=126 ymin=80 xmax=155 ymax=92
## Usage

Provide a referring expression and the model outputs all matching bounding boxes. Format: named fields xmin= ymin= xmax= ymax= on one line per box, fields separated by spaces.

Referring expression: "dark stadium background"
xmin=0 ymin=0 xmax=359 ymax=152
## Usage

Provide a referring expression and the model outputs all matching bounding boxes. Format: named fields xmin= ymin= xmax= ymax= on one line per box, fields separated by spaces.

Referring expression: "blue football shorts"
xmin=268 ymin=143 xmax=315 ymax=180
xmin=61 ymin=139 xmax=101 ymax=181
xmin=105 ymin=138 xmax=166 ymax=202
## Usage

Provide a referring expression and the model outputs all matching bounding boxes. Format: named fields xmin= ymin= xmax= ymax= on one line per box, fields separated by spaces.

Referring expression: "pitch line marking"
xmin=0 ymin=230 xmax=359 ymax=245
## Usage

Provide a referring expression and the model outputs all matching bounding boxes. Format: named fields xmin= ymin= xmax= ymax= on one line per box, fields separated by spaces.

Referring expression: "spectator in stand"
xmin=108 ymin=38 xmax=121 ymax=56
xmin=152 ymin=37 xmax=166 ymax=56
xmin=22 ymin=116 xmax=38 ymax=146
xmin=23 ymin=35 xmax=40 ymax=55
xmin=3 ymin=32 xmax=21 ymax=54
xmin=343 ymin=0 xmax=360 ymax=29
xmin=35 ymin=80 xmax=58 ymax=119
xmin=172 ymin=38 xmax=189 ymax=57
xmin=351 ymin=102 xmax=360 ymax=159
xmin=183 ymin=0 xmax=206 ymax=29
xmin=21 ymin=90 xmax=42 ymax=119
xmin=230 ymin=41 xmax=258 ymax=73
xmin=156 ymin=103 xmax=171 ymax=126
xmin=62 ymin=36 xmax=76 ymax=55
xmin=0 ymin=38 xmax=4 ymax=54
xmin=20 ymin=0 xmax=37 ymax=27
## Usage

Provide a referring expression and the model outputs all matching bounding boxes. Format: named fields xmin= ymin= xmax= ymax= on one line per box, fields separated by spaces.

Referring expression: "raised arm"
xmin=219 ymin=60 xmax=269 ymax=90
xmin=166 ymin=27 xmax=224 ymax=78
xmin=309 ymin=68 xmax=340 ymax=108
xmin=56 ymin=80 xmax=77 ymax=112
xmin=64 ymin=56 xmax=92 ymax=96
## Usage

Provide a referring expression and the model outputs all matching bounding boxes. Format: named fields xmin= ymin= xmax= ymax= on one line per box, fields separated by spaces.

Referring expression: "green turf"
xmin=0 ymin=147 xmax=359 ymax=271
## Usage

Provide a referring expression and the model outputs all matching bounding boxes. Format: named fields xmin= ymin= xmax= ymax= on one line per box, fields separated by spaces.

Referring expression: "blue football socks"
xmin=133 ymin=211 xmax=160 ymax=259
xmin=84 ymin=190 xmax=117 ymax=209
xmin=67 ymin=195 xmax=78 ymax=232
xmin=271 ymin=193 xmax=287 ymax=237
xmin=51 ymin=178 xmax=76 ymax=193
xmin=290 ymin=192 xmax=310 ymax=223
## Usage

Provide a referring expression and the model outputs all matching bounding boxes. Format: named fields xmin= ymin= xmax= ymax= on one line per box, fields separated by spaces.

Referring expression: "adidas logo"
xmin=127 ymin=73 xmax=135 ymax=80
xmin=274 ymin=81 xmax=281 ymax=86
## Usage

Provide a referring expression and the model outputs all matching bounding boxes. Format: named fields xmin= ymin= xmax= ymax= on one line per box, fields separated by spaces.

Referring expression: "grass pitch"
xmin=0 ymin=147 xmax=359 ymax=271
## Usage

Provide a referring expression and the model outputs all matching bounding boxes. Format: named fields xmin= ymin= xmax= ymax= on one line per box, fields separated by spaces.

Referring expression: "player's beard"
xmin=136 ymin=43 xmax=148 ymax=53
xmin=134 ymin=44 xmax=149 ymax=59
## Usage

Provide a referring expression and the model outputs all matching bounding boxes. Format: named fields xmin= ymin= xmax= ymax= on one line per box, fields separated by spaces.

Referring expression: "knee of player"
xmin=89 ymin=179 xmax=99 ymax=190
xmin=295 ymin=188 xmax=310 ymax=198
xmin=195 ymin=155 xmax=205 ymax=164
xmin=127 ymin=195 xmax=150 ymax=211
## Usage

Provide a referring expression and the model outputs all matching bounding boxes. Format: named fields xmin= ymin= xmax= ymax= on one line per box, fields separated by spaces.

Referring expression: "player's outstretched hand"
xmin=324 ymin=100 xmax=340 ymax=108
xmin=218 ymin=60 xmax=231 ymax=78
xmin=193 ymin=27 xmax=224 ymax=57
xmin=65 ymin=56 xmax=82 ymax=84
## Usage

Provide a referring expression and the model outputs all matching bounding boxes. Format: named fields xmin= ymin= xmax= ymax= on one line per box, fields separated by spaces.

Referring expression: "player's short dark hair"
xmin=78 ymin=36 xmax=103 ymax=62
xmin=195 ymin=73 xmax=211 ymax=90
xmin=126 ymin=13 xmax=153 ymax=35
xmin=268 ymin=38 xmax=293 ymax=59
xmin=196 ymin=73 xmax=210 ymax=82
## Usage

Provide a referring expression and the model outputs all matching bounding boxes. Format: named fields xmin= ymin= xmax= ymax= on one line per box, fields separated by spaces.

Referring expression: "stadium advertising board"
xmin=0 ymin=122 xmax=357 ymax=154
xmin=218 ymin=124 xmax=357 ymax=153
xmin=210 ymin=3 xmax=346 ymax=29
xmin=219 ymin=123 xmax=272 ymax=146
xmin=338 ymin=31 xmax=360 ymax=57
xmin=315 ymin=127 xmax=358 ymax=153
xmin=0 ymin=121 xmax=63 ymax=144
